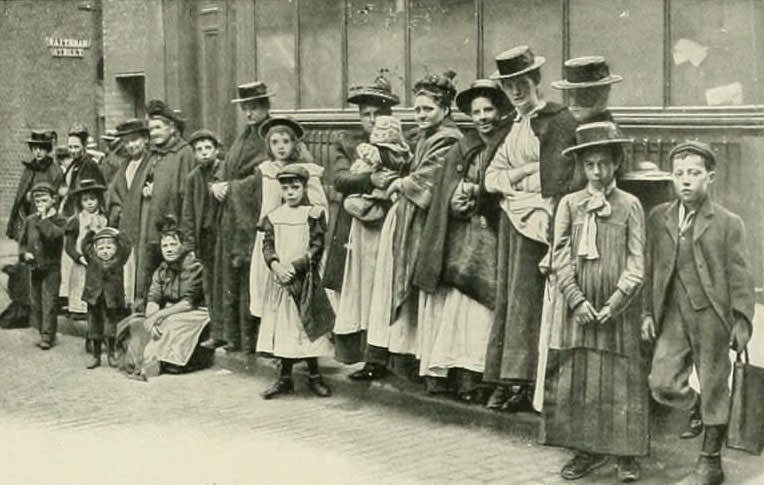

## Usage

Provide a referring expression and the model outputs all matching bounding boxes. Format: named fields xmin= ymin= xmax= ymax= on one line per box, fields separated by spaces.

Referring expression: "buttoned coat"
xmin=642 ymin=198 xmax=755 ymax=333
xmin=81 ymin=230 xmax=131 ymax=309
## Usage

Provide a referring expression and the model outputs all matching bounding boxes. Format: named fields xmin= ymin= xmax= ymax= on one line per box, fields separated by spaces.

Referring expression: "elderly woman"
xmin=482 ymin=46 xmax=578 ymax=411
xmin=117 ymin=215 xmax=211 ymax=380
xmin=364 ymin=71 xmax=462 ymax=379
xmin=414 ymin=80 xmax=511 ymax=401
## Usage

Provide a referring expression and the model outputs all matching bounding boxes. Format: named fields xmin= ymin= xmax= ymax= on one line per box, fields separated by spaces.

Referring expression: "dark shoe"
xmin=681 ymin=401 xmax=704 ymax=439
xmin=86 ymin=355 xmax=101 ymax=369
xmin=560 ymin=452 xmax=609 ymax=480
xmin=486 ymin=386 xmax=509 ymax=410
xmin=307 ymin=376 xmax=332 ymax=397
xmin=262 ymin=378 xmax=294 ymax=400
xmin=617 ymin=457 xmax=641 ymax=483
xmin=200 ymin=338 xmax=227 ymax=349
xmin=681 ymin=454 xmax=724 ymax=485
xmin=348 ymin=363 xmax=387 ymax=381
xmin=37 ymin=340 xmax=51 ymax=350
xmin=502 ymin=386 xmax=533 ymax=413
xmin=106 ymin=338 xmax=119 ymax=367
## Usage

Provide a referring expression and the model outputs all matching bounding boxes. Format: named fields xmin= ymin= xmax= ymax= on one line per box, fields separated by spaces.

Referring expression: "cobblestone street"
xmin=0 ymin=328 xmax=761 ymax=485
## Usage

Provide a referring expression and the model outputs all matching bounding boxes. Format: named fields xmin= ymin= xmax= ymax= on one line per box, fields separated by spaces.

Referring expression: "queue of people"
xmin=5 ymin=45 xmax=755 ymax=485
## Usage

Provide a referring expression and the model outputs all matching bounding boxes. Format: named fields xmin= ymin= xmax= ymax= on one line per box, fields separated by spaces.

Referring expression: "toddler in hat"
xmin=256 ymin=165 xmax=335 ymax=400
xmin=19 ymin=181 xmax=67 ymax=349
xmin=80 ymin=227 xmax=131 ymax=369
xmin=343 ymin=115 xmax=410 ymax=223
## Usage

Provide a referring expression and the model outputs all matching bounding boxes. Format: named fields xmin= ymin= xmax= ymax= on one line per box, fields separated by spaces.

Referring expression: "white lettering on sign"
xmin=46 ymin=37 xmax=92 ymax=58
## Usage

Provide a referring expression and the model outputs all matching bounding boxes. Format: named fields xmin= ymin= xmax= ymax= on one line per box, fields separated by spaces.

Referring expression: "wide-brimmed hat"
xmin=100 ymin=129 xmax=119 ymax=142
xmin=146 ymin=99 xmax=183 ymax=128
xmin=348 ymin=72 xmax=400 ymax=107
xmin=276 ymin=164 xmax=309 ymax=183
xmin=188 ymin=129 xmax=221 ymax=147
xmin=258 ymin=117 xmax=304 ymax=140
xmin=668 ymin=140 xmax=717 ymax=167
xmin=26 ymin=130 xmax=55 ymax=148
xmin=562 ymin=121 xmax=633 ymax=158
xmin=490 ymin=45 xmax=546 ymax=80
xmin=231 ymin=81 xmax=274 ymax=104
xmin=30 ymin=181 xmax=57 ymax=196
xmin=620 ymin=161 xmax=673 ymax=182
xmin=68 ymin=178 xmax=106 ymax=198
xmin=551 ymin=56 xmax=623 ymax=90
xmin=455 ymin=79 xmax=511 ymax=115
xmin=115 ymin=119 xmax=149 ymax=138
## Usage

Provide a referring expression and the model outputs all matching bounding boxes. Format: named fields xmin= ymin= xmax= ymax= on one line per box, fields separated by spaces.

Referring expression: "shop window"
xmin=570 ymin=0 xmax=663 ymax=107
xmin=347 ymin=0 xmax=406 ymax=104
xmin=299 ymin=0 xmax=344 ymax=108
xmin=410 ymin=0 xmax=476 ymax=94
xmin=256 ymin=0 xmax=297 ymax=109
xmin=483 ymin=0 xmax=563 ymax=104
xmin=670 ymin=0 xmax=764 ymax=106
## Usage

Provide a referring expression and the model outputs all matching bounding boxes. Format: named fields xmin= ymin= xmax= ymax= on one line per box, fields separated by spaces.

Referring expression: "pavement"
xmin=1 ymin=239 xmax=764 ymax=484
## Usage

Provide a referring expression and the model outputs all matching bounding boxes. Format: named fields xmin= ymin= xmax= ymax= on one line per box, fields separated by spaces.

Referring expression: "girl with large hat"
xmin=482 ymin=45 xmax=579 ymax=411
xmin=414 ymin=79 xmax=512 ymax=400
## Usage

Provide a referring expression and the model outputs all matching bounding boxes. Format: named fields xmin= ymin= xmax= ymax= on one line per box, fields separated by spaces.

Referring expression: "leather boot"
xmin=307 ymin=375 xmax=332 ymax=397
xmin=682 ymin=425 xmax=726 ymax=485
xmin=680 ymin=399 xmax=704 ymax=439
xmin=87 ymin=340 xmax=102 ymax=369
xmin=261 ymin=378 xmax=294 ymax=400
xmin=106 ymin=337 xmax=119 ymax=367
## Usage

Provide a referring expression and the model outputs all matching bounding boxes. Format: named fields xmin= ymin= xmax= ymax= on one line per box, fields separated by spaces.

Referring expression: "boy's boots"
xmin=87 ymin=340 xmax=102 ymax=369
xmin=683 ymin=425 xmax=726 ymax=485
xmin=106 ymin=337 xmax=119 ymax=367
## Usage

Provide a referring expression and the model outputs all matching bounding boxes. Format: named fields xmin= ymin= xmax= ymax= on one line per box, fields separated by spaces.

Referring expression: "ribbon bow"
xmin=576 ymin=181 xmax=615 ymax=260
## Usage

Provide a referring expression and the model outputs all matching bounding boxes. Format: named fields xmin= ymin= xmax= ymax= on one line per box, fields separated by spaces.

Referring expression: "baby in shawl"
xmin=343 ymin=116 xmax=410 ymax=223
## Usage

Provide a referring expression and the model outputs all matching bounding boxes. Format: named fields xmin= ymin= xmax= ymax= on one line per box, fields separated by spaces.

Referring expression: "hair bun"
xmin=155 ymin=214 xmax=179 ymax=235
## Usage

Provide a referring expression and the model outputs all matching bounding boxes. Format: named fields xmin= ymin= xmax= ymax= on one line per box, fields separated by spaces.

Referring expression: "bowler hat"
xmin=231 ymin=81 xmax=274 ymax=104
xmin=455 ymin=79 xmax=511 ymax=115
xmin=490 ymin=45 xmax=546 ymax=80
xmin=68 ymin=178 xmax=106 ymax=198
xmin=146 ymin=99 xmax=183 ymax=128
xmin=26 ymin=130 xmax=55 ymax=148
xmin=30 ymin=181 xmax=57 ymax=196
xmin=276 ymin=164 xmax=309 ymax=183
xmin=562 ymin=121 xmax=632 ymax=158
xmin=115 ymin=119 xmax=149 ymax=138
xmin=188 ymin=129 xmax=221 ymax=147
xmin=348 ymin=72 xmax=400 ymax=107
xmin=551 ymin=56 xmax=623 ymax=90
xmin=68 ymin=122 xmax=89 ymax=143
xmin=258 ymin=117 xmax=304 ymax=140
xmin=93 ymin=227 xmax=121 ymax=243
xmin=668 ymin=140 xmax=717 ymax=168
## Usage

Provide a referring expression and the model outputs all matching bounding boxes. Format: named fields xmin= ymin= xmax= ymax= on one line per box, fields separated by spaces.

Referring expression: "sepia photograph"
xmin=0 ymin=0 xmax=763 ymax=483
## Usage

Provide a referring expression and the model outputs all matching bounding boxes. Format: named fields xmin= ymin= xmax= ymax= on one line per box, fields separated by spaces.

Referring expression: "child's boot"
xmin=87 ymin=339 xmax=102 ymax=369
xmin=307 ymin=375 xmax=332 ymax=397
xmin=261 ymin=378 xmax=294 ymax=399
xmin=106 ymin=337 xmax=119 ymax=367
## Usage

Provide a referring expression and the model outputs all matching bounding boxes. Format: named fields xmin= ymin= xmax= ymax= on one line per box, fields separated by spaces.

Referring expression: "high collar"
xmin=514 ymin=100 xmax=548 ymax=122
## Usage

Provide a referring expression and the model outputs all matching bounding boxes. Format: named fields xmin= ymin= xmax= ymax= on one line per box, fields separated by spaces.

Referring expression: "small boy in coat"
xmin=81 ymin=227 xmax=131 ymax=368
xmin=20 ymin=181 xmax=67 ymax=349
xmin=642 ymin=141 xmax=755 ymax=485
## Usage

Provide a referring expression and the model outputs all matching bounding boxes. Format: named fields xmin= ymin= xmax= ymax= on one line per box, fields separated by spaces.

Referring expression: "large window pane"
xmin=483 ymin=0 xmax=563 ymax=104
xmin=570 ymin=0 xmax=663 ymax=107
xmin=671 ymin=0 xmax=764 ymax=106
xmin=410 ymin=0 xmax=476 ymax=95
xmin=347 ymin=0 xmax=406 ymax=104
xmin=256 ymin=0 xmax=296 ymax=109
xmin=299 ymin=0 xmax=343 ymax=108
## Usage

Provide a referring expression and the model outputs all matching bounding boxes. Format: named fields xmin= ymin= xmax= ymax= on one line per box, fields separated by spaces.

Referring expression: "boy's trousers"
xmin=29 ymin=266 xmax=61 ymax=343
xmin=648 ymin=281 xmax=731 ymax=425
xmin=87 ymin=297 xmax=123 ymax=340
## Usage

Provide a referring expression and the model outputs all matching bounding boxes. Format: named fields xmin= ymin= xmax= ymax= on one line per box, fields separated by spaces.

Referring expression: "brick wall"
xmin=0 ymin=0 xmax=102 ymax=232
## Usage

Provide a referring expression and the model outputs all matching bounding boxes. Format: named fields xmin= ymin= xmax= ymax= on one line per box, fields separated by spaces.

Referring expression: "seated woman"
xmin=117 ymin=215 xmax=211 ymax=380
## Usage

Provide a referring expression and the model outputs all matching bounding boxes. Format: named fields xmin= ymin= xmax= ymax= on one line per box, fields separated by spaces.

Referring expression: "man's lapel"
xmin=692 ymin=197 xmax=714 ymax=243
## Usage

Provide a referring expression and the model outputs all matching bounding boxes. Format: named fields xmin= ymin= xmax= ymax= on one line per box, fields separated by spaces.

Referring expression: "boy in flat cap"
xmin=181 ymin=129 xmax=222 ymax=323
xmin=20 ymin=181 xmax=67 ymax=349
xmin=81 ymin=227 xmax=131 ymax=368
xmin=642 ymin=141 xmax=755 ymax=485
